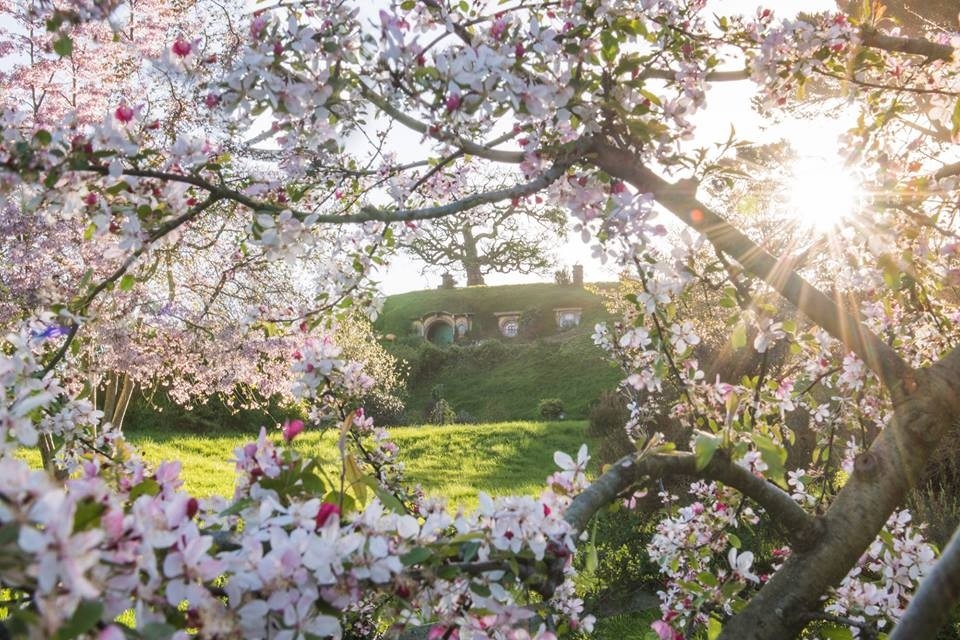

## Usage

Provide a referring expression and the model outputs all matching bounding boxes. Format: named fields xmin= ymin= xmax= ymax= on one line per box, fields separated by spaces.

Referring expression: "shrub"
xmin=538 ymin=398 xmax=565 ymax=420
xmin=361 ymin=392 xmax=407 ymax=426
xmin=427 ymin=398 xmax=456 ymax=425
xmin=520 ymin=306 xmax=552 ymax=338
xmin=411 ymin=342 xmax=450 ymax=380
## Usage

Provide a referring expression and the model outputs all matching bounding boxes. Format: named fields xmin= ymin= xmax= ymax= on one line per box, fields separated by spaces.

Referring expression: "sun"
xmin=783 ymin=156 xmax=862 ymax=232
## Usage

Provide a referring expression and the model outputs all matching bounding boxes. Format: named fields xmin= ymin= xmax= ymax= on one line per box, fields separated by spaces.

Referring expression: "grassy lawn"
xmin=22 ymin=421 xmax=595 ymax=508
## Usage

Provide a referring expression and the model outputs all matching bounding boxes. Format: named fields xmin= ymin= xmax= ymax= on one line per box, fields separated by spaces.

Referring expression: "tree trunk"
xmin=101 ymin=371 xmax=133 ymax=432
xmin=460 ymin=225 xmax=485 ymax=286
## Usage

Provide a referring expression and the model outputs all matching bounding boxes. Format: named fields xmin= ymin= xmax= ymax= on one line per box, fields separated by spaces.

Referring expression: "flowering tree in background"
xmin=2 ymin=1 xmax=960 ymax=639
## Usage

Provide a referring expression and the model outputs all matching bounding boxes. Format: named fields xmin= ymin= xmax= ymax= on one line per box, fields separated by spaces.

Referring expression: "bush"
xmin=520 ymin=306 xmax=553 ymax=338
xmin=427 ymin=398 xmax=456 ymax=425
xmin=411 ymin=341 xmax=451 ymax=380
xmin=587 ymin=390 xmax=633 ymax=464
xmin=361 ymin=392 xmax=407 ymax=426
xmin=538 ymin=398 xmax=565 ymax=420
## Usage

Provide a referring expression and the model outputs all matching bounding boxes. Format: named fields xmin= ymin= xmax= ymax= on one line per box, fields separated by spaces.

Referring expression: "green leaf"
xmin=698 ymin=571 xmax=719 ymax=587
xmin=400 ymin=546 xmax=433 ymax=566
xmin=53 ymin=35 xmax=73 ymax=57
xmin=119 ymin=274 xmax=136 ymax=291
xmin=951 ymin=99 xmax=960 ymax=137
xmin=731 ymin=322 xmax=747 ymax=350
xmin=600 ymin=30 xmax=619 ymax=63
xmin=707 ymin=617 xmax=723 ymax=640
xmin=218 ymin=497 xmax=253 ymax=517
xmin=753 ymin=433 xmax=787 ymax=485
xmin=344 ymin=453 xmax=368 ymax=504
xmin=373 ymin=485 xmax=405 ymax=514
xmin=0 ymin=523 xmax=20 ymax=546
xmin=460 ymin=540 xmax=481 ymax=563
xmin=141 ymin=623 xmax=180 ymax=640
xmin=33 ymin=130 xmax=52 ymax=146
xmin=693 ymin=431 xmax=722 ymax=470
xmin=819 ymin=625 xmax=855 ymax=640
xmin=727 ymin=532 xmax=742 ymax=549
xmin=400 ymin=0 xmax=415 ymax=8
xmin=73 ymin=500 xmax=106 ymax=531
xmin=130 ymin=478 xmax=160 ymax=500
xmin=585 ymin=539 xmax=599 ymax=574
xmin=55 ymin=600 xmax=102 ymax=640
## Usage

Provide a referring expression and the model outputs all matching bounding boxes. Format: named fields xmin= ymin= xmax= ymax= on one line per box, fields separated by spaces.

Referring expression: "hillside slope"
xmin=377 ymin=282 xmax=612 ymax=339
xmin=376 ymin=283 xmax=623 ymax=421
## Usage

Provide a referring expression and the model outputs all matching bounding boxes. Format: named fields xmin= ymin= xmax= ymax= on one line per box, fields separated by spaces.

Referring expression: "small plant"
xmin=428 ymin=398 xmax=457 ymax=425
xmin=427 ymin=384 xmax=457 ymax=424
xmin=538 ymin=398 xmax=565 ymax=420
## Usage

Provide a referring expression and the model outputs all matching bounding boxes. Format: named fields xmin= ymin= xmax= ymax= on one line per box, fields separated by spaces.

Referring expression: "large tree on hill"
xmin=3 ymin=2 xmax=960 ymax=639
xmin=404 ymin=202 xmax=566 ymax=286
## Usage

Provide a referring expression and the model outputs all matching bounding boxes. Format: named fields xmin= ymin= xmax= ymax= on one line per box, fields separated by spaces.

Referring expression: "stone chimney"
xmin=572 ymin=264 xmax=584 ymax=287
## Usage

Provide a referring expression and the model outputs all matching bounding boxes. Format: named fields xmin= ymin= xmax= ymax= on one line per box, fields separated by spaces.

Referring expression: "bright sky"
xmin=374 ymin=0 xmax=842 ymax=295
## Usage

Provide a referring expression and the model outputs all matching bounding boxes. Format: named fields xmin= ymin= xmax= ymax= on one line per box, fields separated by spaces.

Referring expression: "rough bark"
xmin=460 ymin=225 xmax=485 ymax=286
xmin=565 ymin=451 xmax=821 ymax=550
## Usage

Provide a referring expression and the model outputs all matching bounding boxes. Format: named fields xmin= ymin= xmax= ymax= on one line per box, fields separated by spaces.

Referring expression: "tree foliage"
xmin=404 ymin=199 xmax=566 ymax=286
xmin=1 ymin=1 xmax=960 ymax=639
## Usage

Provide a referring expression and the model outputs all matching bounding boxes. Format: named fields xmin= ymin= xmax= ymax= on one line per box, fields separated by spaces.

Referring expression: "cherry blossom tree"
xmin=2 ymin=1 xmax=960 ymax=639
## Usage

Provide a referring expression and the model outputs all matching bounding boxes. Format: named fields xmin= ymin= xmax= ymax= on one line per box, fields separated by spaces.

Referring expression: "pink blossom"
xmin=282 ymin=418 xmax=304 ymax=441
xmin=315 ymin=501 xmax=340 ymax=528
xmin=171 ymin=38 xmax=192 ymax=58
xmin=114 ymin=104 xmax=134 ymax=123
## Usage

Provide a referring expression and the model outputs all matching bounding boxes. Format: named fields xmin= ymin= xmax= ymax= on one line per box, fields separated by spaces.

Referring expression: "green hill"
xmin=377 ymin=282 xmax=612 ymax=339
xmin=376 ymin=283 xmax=624 ymax=422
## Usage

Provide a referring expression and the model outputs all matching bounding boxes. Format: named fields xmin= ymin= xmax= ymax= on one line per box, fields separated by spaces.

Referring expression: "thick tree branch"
xmin=860 ymin=27 xmax=956 ymax=62
xmin=565 ymin=450 xmax=821 ymax=550
xmin=358 ymin=159 xmax=571 ymax=222
xmin=639 ymin=68 xmax=750 ymax=82
xmin=890 ymin=519 xmax=960 ymax=640
xmin=585 ymin=138 xmax=910 ymax=391
xmin=62 ymin=159 xmax=566 ymax=226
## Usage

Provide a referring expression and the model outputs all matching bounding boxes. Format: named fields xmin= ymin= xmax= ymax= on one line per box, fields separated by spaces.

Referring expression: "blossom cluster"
xmin=0 ymin=326 xmax=596 ymax=638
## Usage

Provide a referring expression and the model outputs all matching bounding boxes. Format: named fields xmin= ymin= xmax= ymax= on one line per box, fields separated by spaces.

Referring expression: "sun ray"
xmin=784 ymin=156 xmax=863 ymax=232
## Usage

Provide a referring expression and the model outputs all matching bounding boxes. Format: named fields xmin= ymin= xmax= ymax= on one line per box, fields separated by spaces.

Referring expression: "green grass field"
xmin=22 ymin=421 xmax=596 ymax=508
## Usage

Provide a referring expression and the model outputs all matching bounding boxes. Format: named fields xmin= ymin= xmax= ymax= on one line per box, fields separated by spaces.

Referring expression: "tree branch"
xmin=358 ymin=158 xmax=572 ymax=223
xmin=358 ymin=84 xmax=524 ymax=163
xmin=565 ymin=450 xmax=821 ymax=550
xmin=718 ymin=347 xmax=960 ymax=639
xmin=860 ymin=27 xmax=956 ymax=62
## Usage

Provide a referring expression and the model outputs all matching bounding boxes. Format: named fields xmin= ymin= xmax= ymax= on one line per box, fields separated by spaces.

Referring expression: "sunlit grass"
xmin=21 ymin=421 xmax=595 ymax=509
